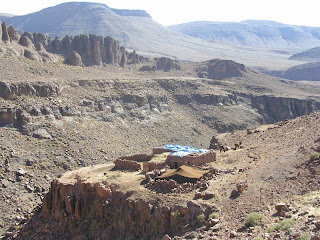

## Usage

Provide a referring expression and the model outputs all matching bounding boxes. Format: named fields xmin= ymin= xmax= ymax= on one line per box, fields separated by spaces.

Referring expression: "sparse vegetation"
xmin=299 ymin=232 xmax=311 ymax=240
xmin=243 ymin=212 xmax=264 ymax=227
xmin=208 ymin=212 xmax=219 ymax=219
xmin=268 ymin=219 xmax=295 ymax=232
xmin=105 ymin=172 xmax=122 ymax=179
xmin=196 ymin=213 xmax=206 ymax=223
xmin=171 ymin=210 xmax=181 ymax=218
xmin=310 ymin=151 xmax=319 ymax=160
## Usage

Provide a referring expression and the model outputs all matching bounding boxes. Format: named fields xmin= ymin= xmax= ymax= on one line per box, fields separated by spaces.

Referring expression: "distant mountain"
xmin=0 ymin=13 xmax=16 ymax=18
xmin=0 ymin=2 xmax=301 ymax=69
xmin=266 ymin=62 xmax=320 ymax=81
xmin=289 ymin=47 xmax=320 ymax=62
xmin=169 ymin=20 xmax=320 ymax=49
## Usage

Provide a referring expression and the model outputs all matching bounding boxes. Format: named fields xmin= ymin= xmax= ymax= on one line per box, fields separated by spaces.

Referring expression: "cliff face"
xmin=251 ymin=95 xmax=320 ymax=123
xmin=0 ymin=21 xmax=143 ymax=66
xmin=24 ymin=33 xmax=144 ymax=66
xmin=0 ymin=81 xmax=60 ymax=100
xmin=174 ymin=90 xmax=320 ymax=132
xmin=33 ymin=173 xmax=213 ymax=240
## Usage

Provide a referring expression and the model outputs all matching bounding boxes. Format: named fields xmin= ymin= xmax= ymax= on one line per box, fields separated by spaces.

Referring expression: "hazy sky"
xmin=1 ymin=0 xmax=320 ymax=27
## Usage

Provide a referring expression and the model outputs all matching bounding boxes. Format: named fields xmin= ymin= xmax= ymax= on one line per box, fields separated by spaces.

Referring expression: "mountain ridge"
xmin=0 ymin=2 xmax=306 ymax=70
xmin=169 ymin=20 xmax=320 ymax=49
xmin=289 ymin=46 xmax=320 ymax=62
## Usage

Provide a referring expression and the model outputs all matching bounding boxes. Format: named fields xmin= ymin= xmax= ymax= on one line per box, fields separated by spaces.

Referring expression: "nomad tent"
xmin=156 ymin=165 xmax=210 ymax=183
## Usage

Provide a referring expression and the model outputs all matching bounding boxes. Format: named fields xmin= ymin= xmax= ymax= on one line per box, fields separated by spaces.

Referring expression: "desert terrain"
xmin=0 ymin=3 xmax=320 ymax=239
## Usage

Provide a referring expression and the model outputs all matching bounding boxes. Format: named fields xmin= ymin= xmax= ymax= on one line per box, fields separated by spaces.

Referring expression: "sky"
xmin=1 ymin=0 xmax=320 ymax=27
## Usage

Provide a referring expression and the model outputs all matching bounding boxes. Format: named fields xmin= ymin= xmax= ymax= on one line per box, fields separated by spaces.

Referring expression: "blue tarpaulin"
xmin=163 ymin=144 xmax=209 ymax=157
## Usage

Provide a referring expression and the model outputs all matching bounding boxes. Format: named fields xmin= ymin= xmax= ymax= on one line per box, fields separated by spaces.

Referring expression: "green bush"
xmin=310 ymin=152 xmax=319 ymax=160
xmin=268 ymin=219 xmax=295 ymax=232
xmin=299 ymin=232 xmax=311 ymax=240
xmin=196 ymin=213 xmax=206 ymax=223
xmin=243 ymin=212 xmax=264 ymax=227
xmin=208 ymin=212 xmax=219 ymax=219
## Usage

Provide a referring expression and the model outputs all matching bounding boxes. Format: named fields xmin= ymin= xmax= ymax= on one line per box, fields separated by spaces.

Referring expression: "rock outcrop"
xmin=0 ymin=81 xmax=60 ymax=100
xmin=64 ymin=51 xmax=83 ymax=66
xmin=251 ymin=95 xmax=320 ymax=123
xmin=197 ymin=59 xmax=246 ymax=80
xmin=24 ymin=166 xmax=215 ymax=240
xmin=0 ymin=22 xmax=143 ymax=66
xmin=1 ymin=22 xmax=10 ymax=42
xmin=0 ymin=22 xmax=58 ymax=62
xmin=27 ymin=33 xmax=145 ymax=66
xmin=156 ymin=57 xmax=181 ymax=72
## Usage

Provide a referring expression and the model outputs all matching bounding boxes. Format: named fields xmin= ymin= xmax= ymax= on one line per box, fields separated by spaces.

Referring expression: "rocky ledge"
xmin=16 ymin=164 xmax=217 ymax=240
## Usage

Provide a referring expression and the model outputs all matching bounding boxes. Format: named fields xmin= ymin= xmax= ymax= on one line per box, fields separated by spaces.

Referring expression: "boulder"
xmin=7 ymin=26 xmax=20 ymax=41
xmin=275 ymin=203 xmax=288 ymax=213
xmin=32 ymin=129 xmax=52 ymax=139
xmin=230 ymin=189 xmax=240 ymax=199
xmin=203 ymin=192 xmax=214 ymax=200
xmin=236 ymin=181 xmax=247 ymax=193
xmin=156 ymin=57 xmax=181 ymax=72
xmin=197 ymin=59 xmax=246 ymax=80
xmin=19 ymin=36 xmax=33 ymax=48
xmin=64 ymin=51 xmax=83 ymax=66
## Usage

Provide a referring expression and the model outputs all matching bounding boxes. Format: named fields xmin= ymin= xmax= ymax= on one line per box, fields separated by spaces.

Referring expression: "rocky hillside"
xmin=1 ymin=52 xmax=320 ymax=238
xmin=0 ymin=2 xmax=302 ymax=69
xmin=0 ymin=21 xmax=143 ymax=67
xmin=266 ymin=62 xmax=320 ymax=81
xmin=289 ymin=46 xmax=320 ymax=62
xmin=169 ymin=20 xmax=320 ymax=49
xmin=0 ymin=22 xmax=58 ymax=63
xmin=11 ymin=111 xmax=320 ymax=240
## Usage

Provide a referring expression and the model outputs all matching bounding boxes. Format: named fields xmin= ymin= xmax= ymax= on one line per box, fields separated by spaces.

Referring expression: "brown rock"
xmin=229 ymin=231 xmax=238 ymax=238
xmin=197 ymin=59 xmax=245 ymax=80
xmin=1 ymin=22 xmax=10 ymax=41
xmin=19 ymin=36 xmax=33 ymax=48
xmin=236 ymin=181 xmax=247 ymax=193
xmin=92 ymin=40 xmax=102 ymax=65
xmin=230 ymin=189 xmax=240 ymax=199
xmin=194 ymin=192 xmax=204 ymax=199
xmin=203 ymin=192 xmax=214 ymax=200
xmin=156 ymin=57 xmax=181 ymax=72
xmin=64 ymin=51 xmax=83 ymax=67
xmin=7 ymin=26 xmax=20 ymax=41
xmin=161 ymin=234 xmax=171 ymax=240
xmin=24 ymin=49 xmax=42 ymax=61
xmin=120 ymin=53 xmax=127 ymax=67
xmin=275 ymin=203 xmax=288 ymax=212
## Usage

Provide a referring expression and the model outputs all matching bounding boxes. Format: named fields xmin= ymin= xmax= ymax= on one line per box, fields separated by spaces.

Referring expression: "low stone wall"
xmin=120 ymin=154 xmax=152 ymax=162
xmin=114 ymin=159 xmax=141 ymax=171
xmin=152 ymin=147 xmax=171 ymax=155
xmin=143 ymin=161 xmax=167 ymax=172
xmin=167 ymin=151 xmax=216 ymax=168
